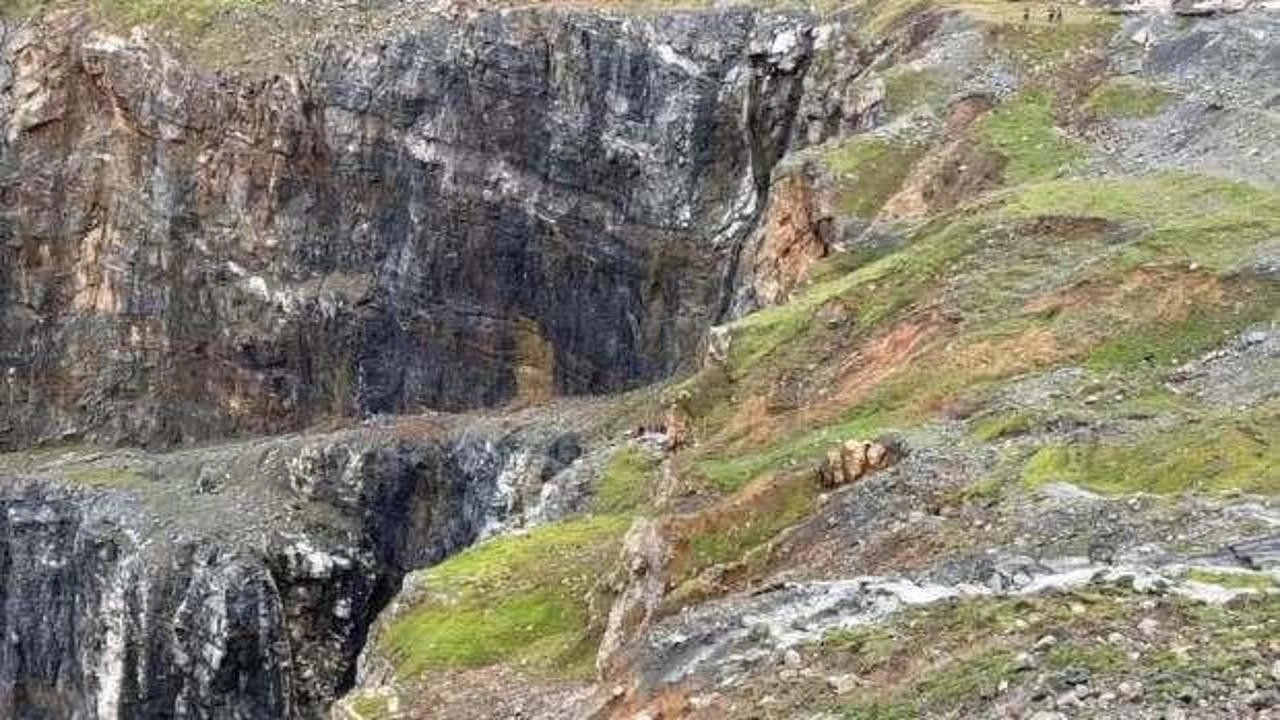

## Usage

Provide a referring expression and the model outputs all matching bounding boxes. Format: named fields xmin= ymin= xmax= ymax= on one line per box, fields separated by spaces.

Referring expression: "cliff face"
xmin=2 ymin=2 xmax=1277 ymax=719
xmin=0 ymin=8 xmax=812 ymax=450
xmin=0 ymin=415 xmax=588 ymax=719
xmin=0 ymin=8 xmax=828 ymax=716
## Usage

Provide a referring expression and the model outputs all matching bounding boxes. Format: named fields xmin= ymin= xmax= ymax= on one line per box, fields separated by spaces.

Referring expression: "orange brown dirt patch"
xmin=1023 ymin=265 xmax=1225 ymax=327
xmin=856 ymin=525 xmax=956 ymax=575
xmin=880 ymin=138 xmax=1006 ymax=221
xmin=907 ymin=325 xmax=1062 ymax=416
xmin=1049 ymin=54 xmax=1112 ymax=126
xmin=649 ymin=471 xmax=817 ymax=613
xmin=715 ymin=393 xmax=773 ymax=451
xmin=945 ymin=94 xmax=995 ymax=134
xmin=709 ymin=311 xmax=952 ymax=456
xmin=801 ymin=310 xmax=952 ymax=423
xmin=604 ymin=684 xmax=715 ymax=720
xmin=744 ymin=171 xmax=831 ymax=308
xmin=769 ymin=517 xmax=960 ymax=585
xmin=662 ymin=471 xmax=810 ymax=575
xmin=882 ymin=95 xmax=1002 ymax=222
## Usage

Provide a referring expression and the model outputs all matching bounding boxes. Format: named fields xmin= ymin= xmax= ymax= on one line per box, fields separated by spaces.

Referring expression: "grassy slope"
xmin=686 ymin=172 xmax=1278 ymax=493
xmin=379 ymin=515 xmax=630 ymax=679
xmin=337 ymin=0 xmax=1277 ymax=701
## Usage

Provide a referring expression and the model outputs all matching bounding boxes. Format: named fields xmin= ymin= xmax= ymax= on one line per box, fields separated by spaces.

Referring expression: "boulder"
xmin=818 ymin=439 xmax=895 ymax=488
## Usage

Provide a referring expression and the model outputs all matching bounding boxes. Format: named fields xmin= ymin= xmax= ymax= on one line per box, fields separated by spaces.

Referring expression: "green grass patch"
xmin=955 ymin=475 xmax=1006 ymax=505
xmin=694 ymin=211 xmax=1091 ymax=490
xmin=687 ymin=477 xmax=817 ymax=571
xmin=913 ymin=649 xmax=1020 ymax=707
xmin=987 ymin=14 xmax=1120 ymax=70
xmin=95 ymin=0 xmax=270 ymax=35
xmin=825 ymin=135 xmax=929 ymax=219
xmin=978 ymin=91 xmax=1086 ymax=184
xmin=1021 ymin=406 xmax=1280 ymax=495
xmin=1003 ymin=174 xmax=1280 ymax=271
xmin=4 ymin=0 xmax=273 ymax=37
xmin=695 ymin=409 xmax=887 ymax=493
xmin=387 ymin=591 xmax=581 ymax=670
xmin=348 ymin=692 xmax=391 ymax=720
xmin=380 ymin=515 xmax=629 ymax=679
xmin=883 ymin=68 xmax=946 ymax=116
xmin=826 ymin=590 xmax=1277 ymax=717
xmin=1084 ymin=305 xmax=1250 ymax=371
xmin=593 ymin=445 xmax=659 ymax=514
xmin=721 ymin=210 xmax=979 ymax=381
xmin=839 ymin=646 xmax=1020 ymax=717
xmin=1184 ymin=568 xmax=1278 ymax=591
xmin=1144 ymin=597 xmax=1279 ymax=687
xmin=0 ymin=0 xmax=70 ymax=17
xmin=0 ymin=444 xmax=97 ymax=472
xmin=824 ymin=624 xmax=900 ymax=673
xmin=1045 ymin=641 xmax=1126 ymax=673
xmin=848 ymin=0 xmax=934 ymax=39
xmin=1114 ymin=392 xmax=1193 ymax=421
xmin=1086 ymin=77 xmax=1175 ymax=120
xmin=63 ymin=466 xmax=148 ymax=488
xmin=684 ymin=173 xmax=1278 ymax=499
xmin=971 ymin=410 xmax=1036 ymax=441
xmin=0 ymin=445 xmax=150 ymax=489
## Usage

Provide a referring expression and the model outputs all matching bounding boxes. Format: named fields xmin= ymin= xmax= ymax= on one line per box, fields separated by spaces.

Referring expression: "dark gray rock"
xmin=0 ymin=413 xmax=588 ymax=719
xmin=0 ymin=7 xmax=814 ymax=450
xmin=0 ymin=7 xmax=828 ymax=715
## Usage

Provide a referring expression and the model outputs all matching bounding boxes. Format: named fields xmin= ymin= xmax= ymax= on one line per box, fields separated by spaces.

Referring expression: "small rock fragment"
xmin=1014 ymin=652 xmax=1037 ymax=671
xmin=1246 ymin=689 xmax=1280 ymax=709
xmin=826 ymin=674 xmax=859 ymax=695
xmin=1119 ymin=680 xmax=1144 ymax=701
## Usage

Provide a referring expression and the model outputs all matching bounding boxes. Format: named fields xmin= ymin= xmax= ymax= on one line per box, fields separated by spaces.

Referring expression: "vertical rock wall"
xmin=0 ymin=9 xmax=813 ymax=450
xmin=0 ymin=419 xmax=584 ymax=719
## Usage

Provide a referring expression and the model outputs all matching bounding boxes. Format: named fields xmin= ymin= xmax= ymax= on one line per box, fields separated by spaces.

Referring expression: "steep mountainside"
xmin=0 ymin=7 xmax=809 ymax=448
xmin=0 ymin=1 xmax=1277 ymax=719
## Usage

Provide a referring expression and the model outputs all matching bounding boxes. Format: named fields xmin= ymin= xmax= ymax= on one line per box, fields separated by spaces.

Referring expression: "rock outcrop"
xmin=8 ymin=1 xmax=1272 ymax=718
xmin=729 ymin=168 xmax=832 ymax=313
xmin=0 ymin=7 xmax=831 ymax=715
xmin=0 ymin=414 xmax=587 ymax=719
xmin=0 ymin=8 xmax=813 ymax=450
xmin=818 ymin=438 xmax=895 ymax=488
xmin=596 ymin=518 xmax=671 ymax=680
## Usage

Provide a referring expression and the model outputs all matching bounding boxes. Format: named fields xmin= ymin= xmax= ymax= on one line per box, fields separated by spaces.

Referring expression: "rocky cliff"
xmin=2 ymin=1 xmax=1278 ymax=720
xmin=0 ymin=6 xmax=835 ymax=717
xmin=0 ymin=410 xmax=594 ymax=718
xmin=0 ymin=7 xmax=811 ymax=450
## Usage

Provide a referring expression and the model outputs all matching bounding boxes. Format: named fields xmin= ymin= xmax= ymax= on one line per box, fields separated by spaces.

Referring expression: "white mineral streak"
xmin=95 ymin=537 xmax=140 ymax=720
